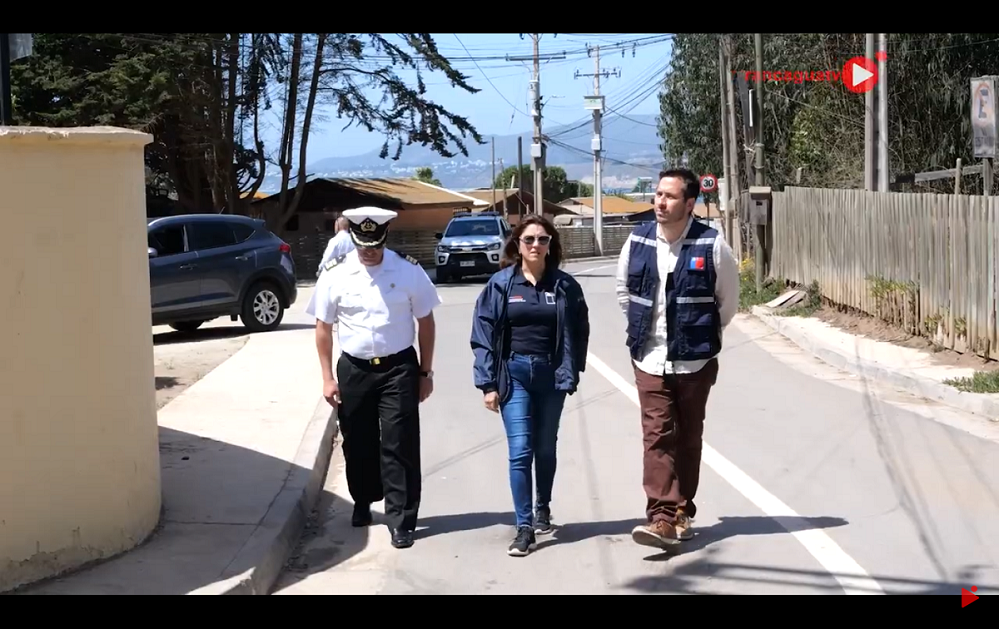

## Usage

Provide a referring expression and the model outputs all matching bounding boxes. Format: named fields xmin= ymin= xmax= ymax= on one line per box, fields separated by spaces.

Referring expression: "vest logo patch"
xmin=690 ymin=256 xmax=705 ymax=270
xmin=508 ymin=295 xmax=526 ymax=303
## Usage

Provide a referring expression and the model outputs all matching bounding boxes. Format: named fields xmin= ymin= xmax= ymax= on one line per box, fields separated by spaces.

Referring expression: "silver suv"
xmin=434 ymin=211 xmax=511 ymax=283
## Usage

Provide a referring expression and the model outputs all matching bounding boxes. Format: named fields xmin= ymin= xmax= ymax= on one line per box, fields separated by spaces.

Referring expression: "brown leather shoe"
xmin=675 ymin=510 xmax=694 ymax=541
xmin=631 ymin=519 xmax=681 ymax=550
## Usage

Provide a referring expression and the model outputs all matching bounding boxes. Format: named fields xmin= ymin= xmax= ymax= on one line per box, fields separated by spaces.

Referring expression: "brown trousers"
xmin=633 ymin=358 xmax=719 ymax=524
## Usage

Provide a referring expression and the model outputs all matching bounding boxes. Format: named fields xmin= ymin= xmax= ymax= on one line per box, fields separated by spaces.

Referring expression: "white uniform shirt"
xmin=320 ymin=230 xmax=355 ymax=268
xmin=313 ymin=249 xmax=442 ymax=359
xmin=305 ymin=230 xmax=357 ymax=317
xmin=615 ymin=216 xmax=740 ymax=376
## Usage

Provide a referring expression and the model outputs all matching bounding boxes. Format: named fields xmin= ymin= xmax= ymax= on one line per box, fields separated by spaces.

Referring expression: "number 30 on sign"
xmin=699 ymin=174 xmax=718 ymax=193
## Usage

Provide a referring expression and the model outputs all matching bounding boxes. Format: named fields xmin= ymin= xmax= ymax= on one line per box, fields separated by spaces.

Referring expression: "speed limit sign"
xmin=700 ymin=174 xmax=718 ymax=193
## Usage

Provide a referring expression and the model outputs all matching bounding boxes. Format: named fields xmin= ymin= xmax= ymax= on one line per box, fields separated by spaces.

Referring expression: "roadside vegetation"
xmin=943 ymin=370 xmax=999 ymax=394
xmin=737 ymin=259 xmax=822 ymax=317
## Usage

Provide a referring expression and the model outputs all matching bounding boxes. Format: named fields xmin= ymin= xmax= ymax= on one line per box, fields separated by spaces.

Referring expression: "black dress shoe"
xmin=352 ymin=503 xmax=372 ymax=527
xmin=391 ymin=528 xmax=414 ymax=549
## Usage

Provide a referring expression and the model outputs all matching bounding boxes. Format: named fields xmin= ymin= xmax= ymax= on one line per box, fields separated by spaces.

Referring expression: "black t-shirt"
xmin=506 ymin=266 xmax=557 ymax=356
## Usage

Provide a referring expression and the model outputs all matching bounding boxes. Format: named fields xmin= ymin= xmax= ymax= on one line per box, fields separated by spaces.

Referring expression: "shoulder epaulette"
xmin=323 ymin=254 xmax=346 ymax=271
xmin=398 ymin=252 xmax=419 ymax=265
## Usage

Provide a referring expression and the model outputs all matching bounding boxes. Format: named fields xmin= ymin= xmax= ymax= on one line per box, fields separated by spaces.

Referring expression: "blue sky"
xmin=259 ymin=33 xmax=673 ymax=164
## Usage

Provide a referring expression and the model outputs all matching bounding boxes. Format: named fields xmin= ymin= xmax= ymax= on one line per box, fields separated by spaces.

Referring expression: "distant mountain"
xmin=257 ymin=113 xmax=665 ymax=194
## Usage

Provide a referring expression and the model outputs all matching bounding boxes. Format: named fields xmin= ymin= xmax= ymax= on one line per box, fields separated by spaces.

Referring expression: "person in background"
xmin=306 ymin=216 xmax=355 ymax=318
xmin=615 ymin=168 xmax=739 ymax=552
xmin=470 ymin=214 xmax=590 ymax=557
xmin=313 ymin=206 xmax=440 ymax=549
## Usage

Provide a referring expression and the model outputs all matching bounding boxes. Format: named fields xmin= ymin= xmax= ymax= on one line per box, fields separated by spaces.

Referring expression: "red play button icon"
xmin=842 ymin=56 xmax=878 ymax=93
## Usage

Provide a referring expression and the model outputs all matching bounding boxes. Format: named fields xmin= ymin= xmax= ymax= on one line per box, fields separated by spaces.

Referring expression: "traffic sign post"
xmin=700 ymin=174 xmax=718 ymax=193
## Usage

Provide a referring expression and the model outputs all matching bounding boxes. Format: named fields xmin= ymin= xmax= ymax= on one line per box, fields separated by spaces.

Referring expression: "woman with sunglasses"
xmin=469 ymin=214 xmax=590 ymax=557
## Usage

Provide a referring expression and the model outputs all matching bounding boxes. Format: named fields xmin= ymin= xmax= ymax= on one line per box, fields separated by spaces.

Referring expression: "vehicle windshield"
xmin=444 ymin=219 xmax=500 ymax=238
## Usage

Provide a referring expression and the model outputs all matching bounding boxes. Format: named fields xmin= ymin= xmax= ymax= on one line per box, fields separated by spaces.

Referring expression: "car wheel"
xmin=241 ymin=281 xmax=285 ymax=333
xmin=169 ymin=320 xmax=205 ymax=333
xmin=436 ymin=269 xmax=448 ymax=283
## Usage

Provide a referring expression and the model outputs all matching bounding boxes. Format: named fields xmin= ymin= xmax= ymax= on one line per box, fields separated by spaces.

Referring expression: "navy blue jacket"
xmin=470 ymin=264 xmax=590 ymax=404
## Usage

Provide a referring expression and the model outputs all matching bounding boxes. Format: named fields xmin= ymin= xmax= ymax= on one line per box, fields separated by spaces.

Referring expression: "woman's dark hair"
xmin=499 ymin=214 xmax=563 ymax=270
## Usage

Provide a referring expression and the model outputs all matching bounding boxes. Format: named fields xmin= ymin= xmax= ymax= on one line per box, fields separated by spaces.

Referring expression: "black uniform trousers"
xmin=335 ymin=345 xmax=422 ymax=531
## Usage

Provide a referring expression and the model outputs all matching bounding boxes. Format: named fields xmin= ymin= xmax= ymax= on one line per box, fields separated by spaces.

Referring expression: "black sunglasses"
xmin=520 ymin=235 xmax=551 ymax=246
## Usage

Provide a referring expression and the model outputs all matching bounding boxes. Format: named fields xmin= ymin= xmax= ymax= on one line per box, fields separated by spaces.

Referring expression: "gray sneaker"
xmin=508 ymin=526 xmax=537 ymax=557
xmin=534 ymin=507 xmax=554 ymax=535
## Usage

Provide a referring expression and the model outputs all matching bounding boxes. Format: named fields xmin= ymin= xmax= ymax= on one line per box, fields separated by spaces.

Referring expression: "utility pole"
xmin=506 ymin=36 xmax=565 ymax=215
xmin=517 ymin=136 xmax=524 ymax=219
xmin=576 ymin=44 xmax=619 ymax=256
xmin=722 ymin=36 xmax=742 ymax=259
xmin=753 ymin=33 xmax=765 ymax=292
xmin=718 ymin=38 xmax=733 ymax=246
xmin=532 ymin=35 xmax=542 ymax=215
xmin=877 ymin=33 xmax=889 ymax=192
xmin=491 ymin=136 xmax=497 ymax=212
xmin=1 ymin=33 xmax=13 ymax=125
xmin=865 ymin=34 xmax=876 ymax=190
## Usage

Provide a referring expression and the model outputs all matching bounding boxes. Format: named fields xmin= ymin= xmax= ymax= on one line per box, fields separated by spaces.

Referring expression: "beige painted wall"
xmin=0 ymin=127 xmax=162 ymax=592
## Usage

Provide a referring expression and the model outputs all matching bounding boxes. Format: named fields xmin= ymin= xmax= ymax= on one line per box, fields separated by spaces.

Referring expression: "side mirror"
xmin=434 ymin=232 xmax=443 ymax=240
xmin=148 ymin=247 xmax=158 ymax=258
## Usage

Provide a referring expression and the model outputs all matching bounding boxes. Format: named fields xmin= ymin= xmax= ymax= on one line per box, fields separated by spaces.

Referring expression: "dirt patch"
xmin=812 ymin=305 xmax=999 ymax=373
xmin=154 ymin=333 xmax=250 ymax=409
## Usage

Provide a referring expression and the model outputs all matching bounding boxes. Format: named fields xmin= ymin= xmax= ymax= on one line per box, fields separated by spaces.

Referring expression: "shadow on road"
xmin=153 ymin=322 xmax=316 ymax=345
xmin=412 ymin=511 xmax=515 ymax=540
xmin=623 ymin=543 xmax=999 ymax=595
xmin=154 ymin=376 xmax=179 ymax=390
xmin=638 ymin=515 xmax=849 ymax=561
xmin=13 ymin=426 xmax=329 ymax=595
xmin=277 ymin=482 xmax=372 ymax=591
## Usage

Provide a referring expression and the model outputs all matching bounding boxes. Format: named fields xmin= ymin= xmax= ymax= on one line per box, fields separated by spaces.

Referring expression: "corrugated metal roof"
xmin=462 ymin=188 xmax=518 ymax=202
xmin=564 ymin=196 xmax=654 ymax=215
xmin=324 ymin=177 xmax=487 ymax=207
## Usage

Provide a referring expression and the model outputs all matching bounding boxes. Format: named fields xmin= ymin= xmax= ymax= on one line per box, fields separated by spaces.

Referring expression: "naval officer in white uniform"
xmin=313 ymin=206 xmax=441 ymax=549
xmin=305 ymin=216 xmax=355 ymax=317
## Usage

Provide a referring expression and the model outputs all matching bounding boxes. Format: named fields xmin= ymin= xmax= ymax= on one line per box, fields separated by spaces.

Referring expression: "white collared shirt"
xmin=320 ymin=230 xmax=355 ymax=267
xmin=615 ymin=216 xmax=740 ymax=375
xmin=305 ymin=230 xmax=357 ymax=316
xmin=313 ymin=249 xmax=442 ymax=359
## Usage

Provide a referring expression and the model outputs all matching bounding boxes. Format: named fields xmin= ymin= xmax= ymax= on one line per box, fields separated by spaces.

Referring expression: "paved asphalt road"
xmin=272 ymin=259 xmax=999 ymax=595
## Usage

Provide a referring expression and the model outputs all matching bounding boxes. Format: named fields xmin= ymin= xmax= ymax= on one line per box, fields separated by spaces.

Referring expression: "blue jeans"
xmin=499 ymin=353 xmax=568 ymax=529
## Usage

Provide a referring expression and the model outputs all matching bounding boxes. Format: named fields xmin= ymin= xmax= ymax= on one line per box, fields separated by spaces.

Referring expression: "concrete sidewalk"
xmin=18 ymin=322 xmax=338 ymax=595
xmin=752 ymin=306 xmax=999 ymax=421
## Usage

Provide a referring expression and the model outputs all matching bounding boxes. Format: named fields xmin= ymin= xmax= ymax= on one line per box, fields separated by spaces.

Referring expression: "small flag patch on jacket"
xmin=690 ymin=256 xmax=705 ymax=270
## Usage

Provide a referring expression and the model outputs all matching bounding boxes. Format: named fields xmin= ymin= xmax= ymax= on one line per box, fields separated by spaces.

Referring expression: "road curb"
xmin=750 ymin=306 xmax=999 ymax=422
xmin=192 ymin=397 xmax=339 ymax=595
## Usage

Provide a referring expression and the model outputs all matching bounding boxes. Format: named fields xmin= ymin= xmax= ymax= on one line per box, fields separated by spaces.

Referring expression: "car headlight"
xmin=488 ymin=242 xmax=501 ymax=251
xmin=437 ymin=245 xmax=448 ymax=253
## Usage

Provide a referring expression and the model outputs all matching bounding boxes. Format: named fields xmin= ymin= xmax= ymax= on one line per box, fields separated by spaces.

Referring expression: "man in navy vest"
xmin=615 ymin=168 xmax=739 ymax=551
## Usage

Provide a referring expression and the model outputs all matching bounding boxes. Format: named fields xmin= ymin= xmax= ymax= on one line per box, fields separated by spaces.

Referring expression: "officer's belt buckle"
xmin=371 ymin=357 xmax=381 ymax=365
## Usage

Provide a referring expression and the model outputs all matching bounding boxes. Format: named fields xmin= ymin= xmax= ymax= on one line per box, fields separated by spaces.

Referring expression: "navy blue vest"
xmin=624 ymin=219 xmax=722 ymax=362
